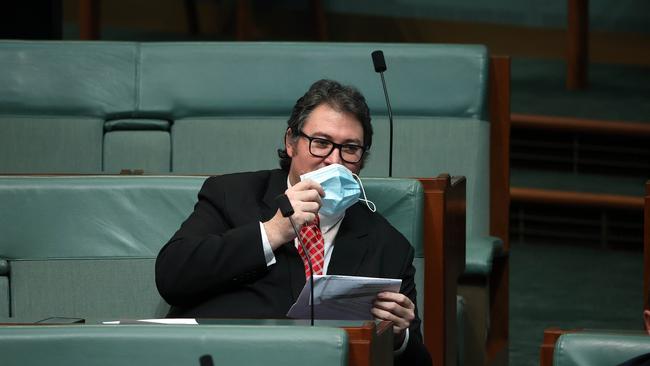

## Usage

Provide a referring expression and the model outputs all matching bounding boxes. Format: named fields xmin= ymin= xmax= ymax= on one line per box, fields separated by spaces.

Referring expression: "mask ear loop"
xmin=353 ymin=174 xmax=377 ymax=212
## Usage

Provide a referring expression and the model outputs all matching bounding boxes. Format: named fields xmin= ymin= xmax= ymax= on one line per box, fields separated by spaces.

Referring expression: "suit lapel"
xmin=327 ymin=203 xmax=370 ymax=276
xmin=260 ymin=170 xmax=305 ymax=301
xmin=261 ymin=170 xmax=289 ymax=221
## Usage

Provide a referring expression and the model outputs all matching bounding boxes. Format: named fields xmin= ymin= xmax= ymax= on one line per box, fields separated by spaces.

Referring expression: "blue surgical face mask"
xmin=300 ymin=164 xmax=376 ymax=217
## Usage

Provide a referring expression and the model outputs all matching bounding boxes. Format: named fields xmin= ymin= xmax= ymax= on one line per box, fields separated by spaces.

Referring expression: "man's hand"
xmin=371 ymin=291 xmax=415 ymax=348
xmin=263 ymin=180 xmax=324 ymax=250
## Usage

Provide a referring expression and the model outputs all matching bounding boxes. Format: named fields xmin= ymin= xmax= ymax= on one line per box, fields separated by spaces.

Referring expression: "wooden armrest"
xmin=540 ymin=327 xmax=585 ymax=366
xmin=417 ymin=174 xmax=466 ymax=366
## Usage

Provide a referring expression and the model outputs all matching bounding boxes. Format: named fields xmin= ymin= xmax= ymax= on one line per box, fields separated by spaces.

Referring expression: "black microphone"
xmin=275 ymin=193 xmax=315 ymax=326
xmin=199 ymin=355 xmax=214 ymax=366
xmin=371 ymin=50 xmax=394 ymax=177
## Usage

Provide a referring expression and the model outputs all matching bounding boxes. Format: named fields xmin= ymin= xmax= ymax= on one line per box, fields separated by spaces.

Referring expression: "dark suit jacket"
xmin=618 ymin=353 xmax=650 ymax=366
xmin=156 ymin=169 xmax=431 ymax=365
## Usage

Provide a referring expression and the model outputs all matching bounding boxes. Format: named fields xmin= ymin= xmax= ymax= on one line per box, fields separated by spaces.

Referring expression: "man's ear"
xmin=285 ymin=128 xmax=295 ymax=158
xmin=644 ymin=310 xmax=650 ymax=335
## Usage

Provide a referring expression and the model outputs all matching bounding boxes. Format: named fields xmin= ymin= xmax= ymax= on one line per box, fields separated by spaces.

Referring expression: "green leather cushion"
xmin=0 ymin=41 xmax=136 ymax=116
xmin=0 ymin=325 xmax=348 ymax=366
xmin=0 ymin=116 xmax=103 ymax=173
xmin=554 ymin=333 xmax=650 ymax=366
xmin=361 ymin=178 xmax=424 ymax=257
xmin=138 ymin=42 xmax=487 ymax=119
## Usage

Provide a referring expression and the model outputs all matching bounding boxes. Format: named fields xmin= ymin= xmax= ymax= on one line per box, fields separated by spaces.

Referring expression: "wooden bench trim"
xmin=511 ymin=186 xmax=644 ymax=210
xmin=418 ymin=175 xmax=466 ymax=366
xmin=642 ymin=180 xmax=650 ymax=310
xmin=488 ymin=55 xmax=511 ymax=364
xmin=540 ymin=328 xmax=584 ymax=366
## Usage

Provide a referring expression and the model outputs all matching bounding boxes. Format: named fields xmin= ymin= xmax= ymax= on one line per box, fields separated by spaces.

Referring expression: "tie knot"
xmin=312 ymin=214 xmax=320 ymax=228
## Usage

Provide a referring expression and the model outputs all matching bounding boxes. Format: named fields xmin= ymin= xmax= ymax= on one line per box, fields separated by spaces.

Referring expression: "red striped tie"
xmin=297 ymin=215 xmax=325 ymax=279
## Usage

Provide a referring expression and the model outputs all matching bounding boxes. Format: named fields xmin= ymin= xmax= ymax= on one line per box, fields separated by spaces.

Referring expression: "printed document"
xmin=287 ymin=275 xmax=401 ymax=320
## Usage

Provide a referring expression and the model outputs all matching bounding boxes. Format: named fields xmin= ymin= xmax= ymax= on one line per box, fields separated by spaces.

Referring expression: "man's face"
xmin=286 ymin=103 xmax=365 ymax=185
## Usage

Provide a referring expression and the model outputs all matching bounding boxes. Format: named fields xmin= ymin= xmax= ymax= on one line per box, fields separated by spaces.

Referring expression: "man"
xmin=156 ymin=79 xmax=432 ymax=365
xmin=614 ymin=306 xmax=650 ymax=365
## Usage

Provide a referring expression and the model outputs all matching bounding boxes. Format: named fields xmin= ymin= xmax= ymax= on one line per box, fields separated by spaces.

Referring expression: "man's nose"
xmin=324 ymin=146 xmax=343 ymax=165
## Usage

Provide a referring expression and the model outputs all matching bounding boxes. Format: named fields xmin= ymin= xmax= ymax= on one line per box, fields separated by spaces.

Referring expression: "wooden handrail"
xmin=511 ymin=186 xmax=644 ymax=210
xmin=511 ymin=113 xmax=650 ymax=137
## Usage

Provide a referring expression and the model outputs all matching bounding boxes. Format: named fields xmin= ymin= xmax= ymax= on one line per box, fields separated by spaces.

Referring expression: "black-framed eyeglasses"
xmin=297 ymin=130 xmax=367 ymax=164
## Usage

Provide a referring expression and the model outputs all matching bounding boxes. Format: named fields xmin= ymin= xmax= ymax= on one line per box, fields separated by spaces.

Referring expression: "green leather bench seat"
xmin=0 ymin=176 xmax=424 ymax=325
xmin=1 ymin=41 xmax=495 ymax=362
xmin=554 ymin=332 xmax=650 ymax=366
xmin=0 ymin=325 xmax=348 ymax=366
xmin=0 ymin=176 xmax=204 ymax=318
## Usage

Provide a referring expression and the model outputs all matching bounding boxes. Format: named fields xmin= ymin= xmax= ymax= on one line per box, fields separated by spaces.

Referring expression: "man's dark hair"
xmin=278 ymin=79 xmax=373 ymax=171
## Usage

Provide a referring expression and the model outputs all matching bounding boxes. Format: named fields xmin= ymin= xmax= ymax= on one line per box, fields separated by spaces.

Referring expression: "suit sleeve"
xmin=155 ymin=176 xmax=269 ymax=306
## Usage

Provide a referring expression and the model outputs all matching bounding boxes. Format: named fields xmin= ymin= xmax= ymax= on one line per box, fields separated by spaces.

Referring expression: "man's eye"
xmin=342 ymin=145 xmax=361 ymax=154
xmin=313 ymin=139 xmax=331 ymax=148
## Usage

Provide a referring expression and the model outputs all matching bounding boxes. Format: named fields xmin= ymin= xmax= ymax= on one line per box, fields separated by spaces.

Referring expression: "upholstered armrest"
xmin=553 ymin=332 xmax=650 ymax=366
xmin=0 ymin=258 xmax=8 ymax=276
xmin=104 ymin=119 xmax=170 ymax=131
xmin=464 ymin=236 xmax=505 ymax=277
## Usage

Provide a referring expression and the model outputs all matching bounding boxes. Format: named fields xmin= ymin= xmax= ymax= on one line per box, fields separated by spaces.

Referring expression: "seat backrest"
xmin=0 ymin=41 xmax=137 ymax=173
xmin=554 ymin=332 xmax=650 ymax=366
xmin=0 ymin=176 xmax=424 ymax=322
xmin=0 ymin=325 xmax=348 ymax=366
xmin=0 ymin=42 xmax=488 ymax=204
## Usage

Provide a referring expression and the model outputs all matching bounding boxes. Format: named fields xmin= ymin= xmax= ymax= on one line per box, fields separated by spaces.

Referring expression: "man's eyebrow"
xmin=312 ymin=132 xmax=363 ymax=145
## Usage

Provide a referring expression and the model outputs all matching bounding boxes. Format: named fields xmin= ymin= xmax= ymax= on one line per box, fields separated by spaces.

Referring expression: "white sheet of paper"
xmin=286 ymin=275 xmax=402 ymax=320
xmin=101 ymin=318 xmax=198 ymax=325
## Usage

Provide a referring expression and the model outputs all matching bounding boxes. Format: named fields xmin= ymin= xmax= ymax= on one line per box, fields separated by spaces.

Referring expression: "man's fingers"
xmin=376 ymin=292 xmax=415 ymax=309
xmin=372 ymin=292 xmax=415 ymax=336
xmin=371 ymin=307 xmax=410 ymax=330
xmin=291 ymin=180 xmax=325 ymax=197
xmin=373 ymin=300 xmax=415 ymax=322
xmin=290 ymin=189 xmax=322 ymax=206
